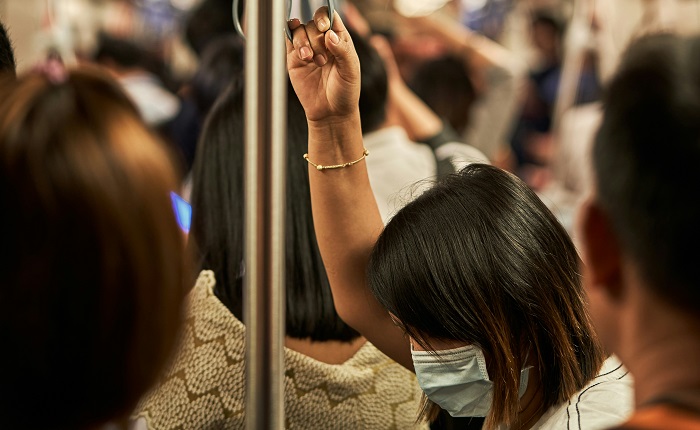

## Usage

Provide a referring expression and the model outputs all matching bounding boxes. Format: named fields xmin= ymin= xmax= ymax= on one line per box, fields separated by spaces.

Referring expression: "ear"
xmin=578 ymin=198 xmax=623 ymax=299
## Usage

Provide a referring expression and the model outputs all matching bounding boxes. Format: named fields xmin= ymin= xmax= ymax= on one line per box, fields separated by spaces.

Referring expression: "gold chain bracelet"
xmin=303 ymin=149 xmax=370 ymax=171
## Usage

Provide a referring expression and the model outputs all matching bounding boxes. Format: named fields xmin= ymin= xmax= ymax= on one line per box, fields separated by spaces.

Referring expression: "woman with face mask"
xmin=285 ymin=8 xmax=634 ymax=429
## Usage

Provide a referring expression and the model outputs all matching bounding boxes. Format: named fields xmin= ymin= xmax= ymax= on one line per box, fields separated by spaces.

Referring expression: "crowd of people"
xmin=1 ymin=2 xmax=700 ymax=430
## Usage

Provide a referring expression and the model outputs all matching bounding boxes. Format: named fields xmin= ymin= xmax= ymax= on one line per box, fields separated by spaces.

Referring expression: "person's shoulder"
xmin=133 ymin=270 xmax=247 ymax=429
xmin=565 ymin=357 xmax=634 ymax=429
xmin=534 ymin=357 xmax=634 ymax=430
xmin=364 ymin=127 xmax=436 ymax=175
xmin=435 ymin=141 xmax=490 ymax=170
xmin=283 ymin=341 xmax=425 ymax=429
xmin=595 ymin=356 xmax=630 ymax=382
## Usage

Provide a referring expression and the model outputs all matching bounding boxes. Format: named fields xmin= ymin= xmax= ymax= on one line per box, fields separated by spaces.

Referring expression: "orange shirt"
xmin=611 ymin=405 xmax=700 ymax=430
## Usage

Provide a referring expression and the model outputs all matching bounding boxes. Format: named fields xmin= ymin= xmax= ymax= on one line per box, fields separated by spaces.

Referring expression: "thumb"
xmin=324 ymin=29 xmax=359 ymax=79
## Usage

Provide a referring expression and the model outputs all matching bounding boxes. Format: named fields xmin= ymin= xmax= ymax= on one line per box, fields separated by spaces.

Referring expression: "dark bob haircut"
xmin=191 ymin=35 xmax=245 ymax=116
xmin=368 ymin=164 xmax=604 ymax=427
xmin=410 ymin=56 xmax=477 ymax=136
xmin=593 ymin=34 xmax=700 ymax=314
xmin=190 ymin=81 xmax=360 ymax=342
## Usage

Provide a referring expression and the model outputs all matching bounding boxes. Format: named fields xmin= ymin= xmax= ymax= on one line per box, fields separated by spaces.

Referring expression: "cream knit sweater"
xmin=135 ymin=271 xmax=427 ymax=429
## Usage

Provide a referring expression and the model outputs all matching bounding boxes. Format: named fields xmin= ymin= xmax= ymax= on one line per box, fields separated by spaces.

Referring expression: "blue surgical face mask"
xmin=411 ymin=344 xmax=531 ymax=417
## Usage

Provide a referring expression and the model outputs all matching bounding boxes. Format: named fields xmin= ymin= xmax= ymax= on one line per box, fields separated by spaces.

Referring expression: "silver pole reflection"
xmin=243 ymin=0 xmax=287 ymax=426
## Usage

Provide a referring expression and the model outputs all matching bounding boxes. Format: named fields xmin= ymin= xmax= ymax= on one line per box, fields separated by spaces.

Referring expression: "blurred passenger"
xmin=134 ymin=83 xmax=426 ymax=429
xmin=286 ymin=10 xmax=633 ymax=429
xmin=168 ymin=35 xmax=245 ymax=173
xmin=411 ymin=55 xmax=476 ymax=137
xmin=0 ymin=64 xmax=186 ymax=429
xmin=508 ymin=10 xmax=563 ymax=183
xmin=94 ymin=34 xmax=180 ymax=128
xmin=0 ymin=21 xmax=16 ymax=76
xmin=353 ymin=30 xmax=486 ymax=222
xmin=579 ymin=34 xmax=700 ymax=429
xmin=510 ymin=10 xmax=601 ymax=188
xmin=353 ymin=29 xmax=434 ymax=222
xmin=184 ymin=0 xmax=237 ymax=57
xmin=405 ymin=13 xmax=524 ymax=166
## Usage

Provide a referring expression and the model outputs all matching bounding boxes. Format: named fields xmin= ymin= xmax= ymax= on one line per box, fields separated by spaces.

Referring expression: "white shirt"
xmin=119 ymin=73 xmax=180 ymax=126
xmin=532 ymin=356 xmax=634 ymax=430
xmin=363 ymin=126 xmax=489 ymax=223
xmin=363 ymin=126 xmax=437 ymax=223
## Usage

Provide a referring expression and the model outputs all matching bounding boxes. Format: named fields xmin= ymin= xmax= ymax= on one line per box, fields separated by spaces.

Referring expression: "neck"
xmin=284 ymin=336 xmax=366 ymax=365
xmin=512 ymin=366 xmax=546 ymax=430
xmin=622 ymin=301 xmax=700 ymax=409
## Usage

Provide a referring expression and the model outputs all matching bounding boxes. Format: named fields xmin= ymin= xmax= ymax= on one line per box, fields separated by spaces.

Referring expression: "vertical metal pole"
xmin=244 ymin=0 xmax=287 ymax=427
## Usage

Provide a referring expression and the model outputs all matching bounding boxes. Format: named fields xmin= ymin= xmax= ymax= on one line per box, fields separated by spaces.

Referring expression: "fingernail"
xmin=317 ymin=17 xmax=330 ymax=31
xmin=314 ymin=54 xmax=327 ymax=67
xmin=300 ymin=46 xmax=312 ymax=60
xmin=329 ymin=30 xmax=339 ymax=45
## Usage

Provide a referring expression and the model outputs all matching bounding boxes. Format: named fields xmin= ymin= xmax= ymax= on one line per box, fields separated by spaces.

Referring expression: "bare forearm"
xmin=307 ymin=114 xmax=413 ymax=370
xmin=390 ymin=84 xmax=443 ymax=142
xmin=286 ymin=7 xmax=413 ymax=370
xmin=307 ymin=115 xmax=383 ymax=274
xmin=415 ymin=13 xmax=515 ymax=72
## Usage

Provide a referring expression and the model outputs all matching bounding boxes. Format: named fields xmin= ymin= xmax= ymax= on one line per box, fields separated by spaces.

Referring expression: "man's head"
xmin=351 ymin=30 xmax=388 ymax=134
xmin=185 ymin=0 xmax=237 ymax=57
xmin=580 ymin=34 xmax=700 ymax=349
xmin=0 ymin=22 xmax=16 ymax=76
xmin=531 ymin=10 xmax=564 ymax=59
xmin=411 ymin=56 xmax=476 ymax=136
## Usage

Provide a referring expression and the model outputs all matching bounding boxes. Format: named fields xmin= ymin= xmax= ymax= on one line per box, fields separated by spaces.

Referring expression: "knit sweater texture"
xmin=135 ymin=270 xmax=427 ymax=429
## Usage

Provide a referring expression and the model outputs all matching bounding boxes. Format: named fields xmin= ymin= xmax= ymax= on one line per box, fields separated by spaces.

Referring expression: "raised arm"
xmin=408 ymin=12 xmax=525 ymax=162
xmin=286 ymin=8 xmax=413 ymax=370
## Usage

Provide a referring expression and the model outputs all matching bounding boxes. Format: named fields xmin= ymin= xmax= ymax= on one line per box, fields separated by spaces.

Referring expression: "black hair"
xmin=593 ymin=34 xmax=700 ymax=313
xmin=0 ymin=22 xmax=16 ymax=76
xmin=531 ymin=10 xmax=565 ymax=37
xmin=351 ymin=29 xmax=388 ymax=134
xmin=190 ymin=81 xmax=360 ymax=342
xmin=166 ymin=35 xmax=244 ymax=172
xmin=94 ymin=34 xmax=174 ymax=88
xmin=191 ymin=35 xmax=245 ymax=116
xmin=185 ymin=0 xmax=237 ymax=57
xmin=368 ymin=164 xmax=604 ymax=427
xmin=94 ymin=34 xmax=145 ymax=69
xmin=410 ymin=56 xmax=477 ymax=135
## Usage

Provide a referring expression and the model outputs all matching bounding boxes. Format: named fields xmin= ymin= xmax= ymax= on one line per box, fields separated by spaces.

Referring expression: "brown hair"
xmin=0 ymin=67 xmax=186 ymax=429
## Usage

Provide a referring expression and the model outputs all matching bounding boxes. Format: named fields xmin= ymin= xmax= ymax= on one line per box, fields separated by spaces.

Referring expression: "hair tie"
xmin=34 ymin=55 xmax=68 ymax=85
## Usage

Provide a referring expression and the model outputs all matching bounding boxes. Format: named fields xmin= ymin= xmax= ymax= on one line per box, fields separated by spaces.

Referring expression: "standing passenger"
xmin=134 ymin=83 xmax=426 ymax=429
xmin=353 ymin=29 xmax=487 ymax=222
xmin=579 ymin=34 xmax=700 ymax=429
xmin=285 ymin=8 xmax=633 ymax=429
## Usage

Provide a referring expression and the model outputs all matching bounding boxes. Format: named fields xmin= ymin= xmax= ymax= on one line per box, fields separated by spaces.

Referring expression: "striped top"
xmin=530 ymin=356 xmax=634 ymax=430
